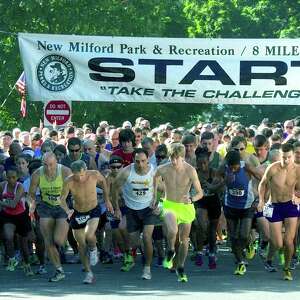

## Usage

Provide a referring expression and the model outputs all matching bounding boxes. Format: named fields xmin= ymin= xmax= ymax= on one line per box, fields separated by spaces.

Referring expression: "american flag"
xmin=15 ymin=71 xmax=26 ymax=118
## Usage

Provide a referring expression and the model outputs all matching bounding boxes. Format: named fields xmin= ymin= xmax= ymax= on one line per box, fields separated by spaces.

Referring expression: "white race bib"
xmin=75 ymin=215 xmax=90 ymax=225
xmin=229 ymin=188 xmax=245 ymax=197
xmin=263 ymin=204 xmax=274 ymax=218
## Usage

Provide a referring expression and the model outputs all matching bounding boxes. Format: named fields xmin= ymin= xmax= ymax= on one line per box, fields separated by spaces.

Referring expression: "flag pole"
xmin=0 ymin=84 xmax=16 ymax=108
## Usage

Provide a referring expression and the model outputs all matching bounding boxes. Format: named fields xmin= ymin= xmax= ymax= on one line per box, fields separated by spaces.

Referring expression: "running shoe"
xmin=176 ymin=268 xmax=188 ymax=282
xmin=83 ymin=271 xmax=95 ymax=284
xmin=24 ymin=264 xmax=34 ymax=276
xmin=245 ymin=243 xmax=256 ymax=260
xmin=6 ymin=257 xmax=18 ymax=271
xmin=283 ymin=268 xmax=293 ymax=281
xmin=141 ymin=267 xmax=152 ymax=280
xmin=264 ymin=260 xmax=277 ymax=272
xmin=49 ymin=269 xmax=65 ymax=282
xmin=163 ymin=251 xmax=175 ymax=269
xmin=234 ymin=263 xmax=246 ymax=275
xmin=36 ymin=265 xmax=47 ymax=275
xmin=195 ymin=252 xmax=203 ymax=267
xmin=89 ymin=248 xmax=99 ymax=266
xmin=208 ymin=255 xmax=217 ymax=270
xmin=121 ymin=253 xmax=135 ymax=272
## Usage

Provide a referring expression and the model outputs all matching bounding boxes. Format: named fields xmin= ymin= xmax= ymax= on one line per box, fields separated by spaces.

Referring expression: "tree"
xmin=182 ymin=0 xmax=300 ymax=124
xmin=1 ymin=1 xmax=300 ymax=130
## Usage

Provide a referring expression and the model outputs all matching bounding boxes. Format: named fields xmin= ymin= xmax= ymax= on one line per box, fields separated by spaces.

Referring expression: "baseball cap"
xmin=109 ymin=155 xmax=123 ymax=165
xmin=122 ymin=121 xmax=132 ymax=129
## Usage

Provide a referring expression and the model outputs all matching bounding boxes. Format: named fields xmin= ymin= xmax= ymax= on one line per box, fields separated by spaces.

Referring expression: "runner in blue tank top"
xmin=220 ymin=150 xmax=261 ymax=276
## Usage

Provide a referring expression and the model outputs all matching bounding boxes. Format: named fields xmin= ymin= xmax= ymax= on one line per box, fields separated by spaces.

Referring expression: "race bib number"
xmin=46 ymin=194 xmax=60 ymax=203
xmin=75 ymin=215 xmax=90 ymax=225
xmin=228 ymin=189 xmax=245 ymax=197
xmin=133 ymin=188 xmax=148 ymax=197
xmin=263 ymin=205 xmax=274 ymax=218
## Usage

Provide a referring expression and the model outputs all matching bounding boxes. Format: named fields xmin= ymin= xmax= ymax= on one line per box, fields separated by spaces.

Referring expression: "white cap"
xmin=122 ymin=121 xmax=132 ymax=129
xmin=99 ymin=121 xmax=109 ymax=128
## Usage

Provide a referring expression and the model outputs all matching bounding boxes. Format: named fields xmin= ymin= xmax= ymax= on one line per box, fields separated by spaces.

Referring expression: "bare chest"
xmin=163 ymin=168 xmax=190 ymax=187
xmin=271 ymin=168 xmax=296 ymax=189
xmin=70 ymin=180 xmax=96 ymax=199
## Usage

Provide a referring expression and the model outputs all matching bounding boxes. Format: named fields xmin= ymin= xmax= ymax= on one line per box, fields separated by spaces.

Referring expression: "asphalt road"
xmin=1 ymin=246 xmax=300 ymax=300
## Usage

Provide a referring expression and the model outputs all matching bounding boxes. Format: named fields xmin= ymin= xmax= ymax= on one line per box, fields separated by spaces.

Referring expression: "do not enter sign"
xmin=44 ymin=100 xmax=71 ymax=126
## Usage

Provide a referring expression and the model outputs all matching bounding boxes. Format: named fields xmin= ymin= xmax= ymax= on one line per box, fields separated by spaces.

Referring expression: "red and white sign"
xmin=44 ymin=100 xmax=71 ymax=127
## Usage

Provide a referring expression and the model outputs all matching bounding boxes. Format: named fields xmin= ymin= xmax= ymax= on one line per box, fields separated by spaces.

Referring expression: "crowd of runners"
xmin=1 ymin=116 xmax=300 ymax=284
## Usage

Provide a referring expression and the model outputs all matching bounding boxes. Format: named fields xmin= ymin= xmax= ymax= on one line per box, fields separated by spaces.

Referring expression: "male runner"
xmin=153 ymin=143 xmax=203 ymax=282
xmin=258 ymin=143 xmax=300 ymax=281
xmin=60 ymin=160 xmax=113 ymax=284
xmin=112 ymin=148 xmax=160 ymax=280
xmin=29 ymin=152 xmax=71 ymax=282
xmin=221 ymin=150 xmax=260 ymax=276
xmin=182 ymin=134 xmax=197 ymax=167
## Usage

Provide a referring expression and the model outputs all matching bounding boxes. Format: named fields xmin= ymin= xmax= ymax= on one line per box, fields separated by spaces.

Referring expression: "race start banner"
xmin=18 ymin=33 xmax=300 ymax=105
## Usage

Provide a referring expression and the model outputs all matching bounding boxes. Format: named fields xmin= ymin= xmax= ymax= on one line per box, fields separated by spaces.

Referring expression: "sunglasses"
xmin=110 ymin=165 xmax=122 ymax=169
xmin=286 ymin=126 xmax=293 ymax=129
xmin=234 ymin=147 xmax=245 ymax=152
xmin=156 ymin=155 xmax=166 ymax=160
xmin=69 ymin=148 xmax=81 ymax=153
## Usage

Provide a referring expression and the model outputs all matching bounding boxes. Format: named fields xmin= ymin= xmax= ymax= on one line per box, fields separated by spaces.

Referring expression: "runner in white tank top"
xmin=112 ymin=149 xmax=160 ymax=280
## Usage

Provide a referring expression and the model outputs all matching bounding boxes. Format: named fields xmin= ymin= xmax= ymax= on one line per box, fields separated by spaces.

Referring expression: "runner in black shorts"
xmin=60 ymin=160 xmax=113 ymax=284
xmin=194 ymin=147 xmax=222 ymax=269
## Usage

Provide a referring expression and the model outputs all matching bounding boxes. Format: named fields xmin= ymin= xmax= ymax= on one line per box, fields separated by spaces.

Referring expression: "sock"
xmin=57 ymin=266 xmax=63 ymax=272
xmin=144 ymin=266 xmax=150 ymax=272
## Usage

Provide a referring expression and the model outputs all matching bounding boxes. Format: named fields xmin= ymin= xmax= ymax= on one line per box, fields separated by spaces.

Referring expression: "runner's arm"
xmin=245 ymin=163 xmax=263 ymax=180
xmin=62 ymin=165 xmax=72 ymax=178
xmin=207 ymin=169 xmax=224 ymax=193
xmin=60 ymin=178 xmax=72 ymax=216
xmin=257 ymin=165 xmax=272 ymax=211
xmin=293 ymin=166 xmax=300 ymax=204
xmin=190 ymin=167 xmax=203 ymax=203
xmin=28 ymin=170 xmax=40 ymax=213
xmin=89 ymin=156 xmax=98 ymax=170
xmin=96 ymin=171 xmax=113 ymax=213
xmin=111 ymin=167 xmax=129 ymax=211
xmin=152 ymin=167 xmax=163 ymax=208
xmin=0 ymin=184 xmax=24 ymax=208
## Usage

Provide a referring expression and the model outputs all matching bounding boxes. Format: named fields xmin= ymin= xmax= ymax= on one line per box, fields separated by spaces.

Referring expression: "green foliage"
xmin=0 ymin=107 xmax=17 ymax=130
xmin=1 ymin=1 xmax=300 ymax=130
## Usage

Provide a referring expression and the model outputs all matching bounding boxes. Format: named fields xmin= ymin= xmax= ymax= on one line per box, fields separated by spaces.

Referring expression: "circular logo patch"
xmin=37 ymin=55 xmax=75 ymax=91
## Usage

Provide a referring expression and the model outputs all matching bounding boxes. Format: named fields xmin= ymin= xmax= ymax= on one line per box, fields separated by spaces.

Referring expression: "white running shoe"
xmin=83 ymin=272 xmax=95 ymax=284
xmin=141 ymin=267 xmax=152 ymax=280
xmin=89 ymin=248 xmax=99 ymax=266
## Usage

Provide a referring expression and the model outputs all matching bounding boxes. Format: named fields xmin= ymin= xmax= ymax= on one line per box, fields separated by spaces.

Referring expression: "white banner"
xmin=18 ymin=33 xmax=300 ymax=105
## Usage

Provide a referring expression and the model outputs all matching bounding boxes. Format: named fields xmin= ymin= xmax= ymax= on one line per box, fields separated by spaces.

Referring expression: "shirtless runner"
xmin=153 ymin=143 xmax=203 ymax=282
xmin=258 ymin=143 xmax=300 ymax=281
xmin=60 ymin=160 xmax=113 ymax=284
